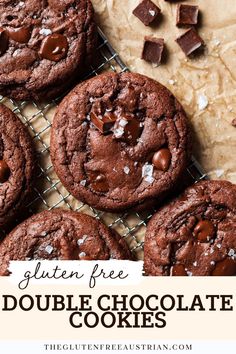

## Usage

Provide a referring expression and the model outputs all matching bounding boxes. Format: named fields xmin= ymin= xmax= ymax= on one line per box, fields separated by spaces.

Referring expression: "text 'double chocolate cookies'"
xmin=0 ymin=209 xmax=133 ymax=275
xmin=0 ymin=104 xmax=35 ymax=228
xmin=144 ymin=180 xmax=236 ymax=276
xmin=51 ymin=72 xmax=191 ymax=212
xmin=0 ymin=0 xmax=97 ymax=101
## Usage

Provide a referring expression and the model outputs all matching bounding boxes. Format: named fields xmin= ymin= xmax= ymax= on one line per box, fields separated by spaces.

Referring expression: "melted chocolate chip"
xmin=171 ymin=264 xmax=187 ymax=276
xmin=88 ymin=171 xmax=109 ymax=193
xmin=193 ymin=219 xmax=215 ymax=242
xmin=152 ymin=148 xmax=171 ymax=171
xmin=90 ymin=111 xmax=117 ymax=134
xmin=212 ymin=258 xmax=236 ymax=276
xmin=39 ymin=33 xmax=68 ymax=62
xmin=7 ymin=27 xmax=31 ymax=43
xmin=0 ymin=160 xmax=10 ymax=183
xmin=0 ymin=28 xmax=9 ymax=56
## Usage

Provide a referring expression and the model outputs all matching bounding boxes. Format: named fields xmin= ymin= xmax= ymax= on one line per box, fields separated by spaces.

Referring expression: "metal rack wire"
xmin=0 ymin=28 xmax=207 ymax=260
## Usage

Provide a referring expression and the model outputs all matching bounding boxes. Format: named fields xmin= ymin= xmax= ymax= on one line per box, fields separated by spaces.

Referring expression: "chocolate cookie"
xmin=0 ymin=0 xmax=97 ymax=101
xmin=0 ymin=209 xmax=133 ymax=275
xmin=51 ymin=72 xmax=191 ymax=212
xmin=144 ymin=180 xmax=236 ymax=276
xmin=0 ymin=104 xmax=35 ymax=228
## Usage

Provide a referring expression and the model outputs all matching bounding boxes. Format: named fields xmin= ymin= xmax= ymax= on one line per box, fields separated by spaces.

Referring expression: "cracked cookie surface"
xmin=51 ymin=73 xmax=190 ymax=212
xmin=51 ymin=72 xmax=191 ymax=212
xmin=144 ymin=180 xmax=236 ymax=276
xmin=0 ymin=0 xmax=97 ymax=101
xmin=0 ymin=103 xmax=35 ymax=228
xmin=0 ymin=209 xmax=133 ymax=275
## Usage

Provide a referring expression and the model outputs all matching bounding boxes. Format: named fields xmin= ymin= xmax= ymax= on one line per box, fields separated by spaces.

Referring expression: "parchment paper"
xmin=92 ymin=0 xmax=236 ymax=183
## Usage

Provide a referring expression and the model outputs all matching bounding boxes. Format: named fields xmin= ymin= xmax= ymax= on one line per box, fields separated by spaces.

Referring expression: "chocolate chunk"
xmin=212 ymin=258 xmax=236 ymax=276
xmin=152 ymin=148 xmax=171 ymax=171
xmin=193 ymin=219 xmax=215 ymax=242
xmin=142 ymin=37 xmax=164 ymax=65
xmin=176 ymin=28 xmax=204 ymax=56
xmin=133 ymin=0 xmax=161 ymax=26
xmin=171 ymin=264 xmax=187 ymax=276
xmin=39 ymin=33 xmax=68 ymax=62
xmin=0 ymin=28 xmax=9 ymax=56
xmin=113 ymin=113 xmax=142 ymax=145
xmin=90 ymin=111 xmax=117 ymax=134
xmin=7 ymin=27 xmax=31 ymax=43
xmin=176 ymin=4 xmax=199 ymax=26
xmin=87 ymin=171 xmax=109 ymax=193
xmin=0 ymin=160 xmax=10 ymax=183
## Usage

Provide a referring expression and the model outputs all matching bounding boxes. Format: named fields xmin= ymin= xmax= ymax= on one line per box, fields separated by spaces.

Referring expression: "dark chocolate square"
xmin=133 ymin=0 xmax=161 ymax=26
xmin=176 ymin=4 xmax=199 ymax=26
xmin=176 ymin=28 xmax=204 ymax=56
xmin=142 ymin=37 xmax=164 ymax=65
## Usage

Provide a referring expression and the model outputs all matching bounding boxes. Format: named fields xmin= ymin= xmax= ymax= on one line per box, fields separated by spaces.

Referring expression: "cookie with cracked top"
xmin=144 ymin=180 xmax=236 ymax=276
xmin=0 ymin=103 xmax=35 ymax=229
xmin=51 ymin=72 xmax=191 ymax=212
xmin=0 ymin=209 xmax=133 ymax=275
xmin=0 ymin=0 xmax=97 ymax=101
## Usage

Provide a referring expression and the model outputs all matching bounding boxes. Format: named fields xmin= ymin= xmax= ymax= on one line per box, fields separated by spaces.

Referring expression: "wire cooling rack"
xmin=0 ymin=28 xmax=207 ymax=260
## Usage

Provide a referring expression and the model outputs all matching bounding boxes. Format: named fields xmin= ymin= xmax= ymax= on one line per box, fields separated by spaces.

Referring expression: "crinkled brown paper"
xmin=92 ymin=0 xmax=236 ymax=183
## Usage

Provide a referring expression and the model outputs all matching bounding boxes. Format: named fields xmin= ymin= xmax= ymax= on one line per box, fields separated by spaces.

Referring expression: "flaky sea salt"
xmin=187 ymin=271 xmax=193 ymax=276
xmin=80 ymin=180 xmax=86 ymax=186
xmin=113 ymin=127 xmax=124 ymax=138
xmin=19 ymin=1 xmax=25 ymax=7
xmin=113 ymin=118 xmax=128 ymax=138
xmin=215 ymin=169 xmax=224 ymax=178
xmin=45 ymin=245 xmax=54 ymax=255
xmin=210 ymin=261 xmax=215 ymax=266
xmin=79 ymin=252 xmax=86 ymax=258
xmin=144 ymin=175 xmax=155 ymax=184
xmin=193 ymin=261 xmax=198 ymax=267
xmin=119 ymin=118 xmax=128 ymax=127
xmin=198 ymin=94 xmax=208 ymax=111
xmin=168 ymin=79 xmax=176 ymax=85
xmin=77 ymin=236 xmax=88 ymax=247
xmin=228 ymin=249 xmax=235 ymax=257
xmin=124 ymin=166 xmax=130 ymax=175
xmin=216 ymin=244 xmax=222 ymax=249
xmin=142 ymin=164 xmax=154 ymax=184
xmin=213 ymin=39 xmax=221 ymax=47
xmin=39 ymin=28 xmax=52 ymax=36
xmin=149 ymin=10 xmax=156 ymax=16
xmin=142 ymin=164 xmax=153 ymax=178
